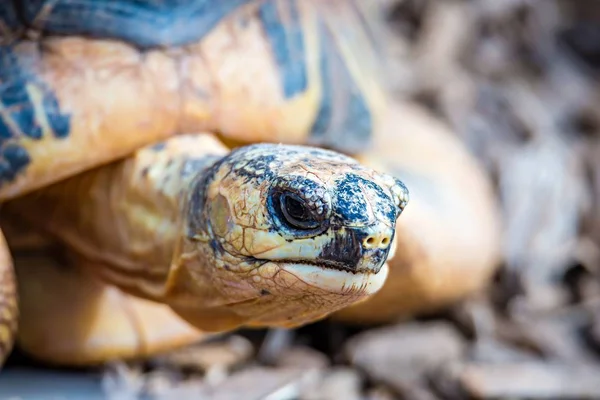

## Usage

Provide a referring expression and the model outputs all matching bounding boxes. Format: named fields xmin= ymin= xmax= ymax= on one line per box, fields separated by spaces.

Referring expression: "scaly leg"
xmin=12 ymin=247 xmax=208 ymax=366
xmin=0 ymin=230 xmax=17 ymax=367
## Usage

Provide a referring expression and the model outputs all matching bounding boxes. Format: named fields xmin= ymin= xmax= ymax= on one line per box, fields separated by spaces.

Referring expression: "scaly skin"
xmin=0 ymin=230 xmax=17 ymax=367
xmin=0 ymin=215 xmax=207 ymax=366
xmin=4 ymin=133 xmax=408 ymax=363
xmin=12 ymin=248 xmax=206 ymax=366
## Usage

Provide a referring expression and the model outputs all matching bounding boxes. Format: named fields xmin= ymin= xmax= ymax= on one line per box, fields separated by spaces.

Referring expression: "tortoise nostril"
xmin=364 ymin=234 xmax=391 ymax=249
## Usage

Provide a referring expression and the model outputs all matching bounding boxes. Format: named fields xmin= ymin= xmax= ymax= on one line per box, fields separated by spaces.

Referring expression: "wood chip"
xmin=205 ymin=367 xmax=319 ymax=400
xmin=301 ymin=367 xmax=363 ymax=400
xmin=459 ymin=362 xmax=600 ymax=399
xmin=275 ymin=346 xmax=330 ymax=371
xmin=150 ymin=335 xmax=253 ymax=374
xmin=345 ymin=322 xmax=466 ymax=392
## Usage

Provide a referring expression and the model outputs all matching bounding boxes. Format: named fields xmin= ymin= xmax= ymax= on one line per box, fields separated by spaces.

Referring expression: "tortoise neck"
xmin=4 ymin=134 xmax=231 ymax=302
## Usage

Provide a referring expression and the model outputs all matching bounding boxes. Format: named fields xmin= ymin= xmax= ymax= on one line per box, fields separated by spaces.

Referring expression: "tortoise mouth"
xmin=280 ymin=262 xmax=389 ymax=296
xmin=279 ymin=258 xmax=381 ymax=274
xmin=247 ymin=256 xmax=380 ymax=274
xmin=240 ymin=256 xmax=388 ymax=294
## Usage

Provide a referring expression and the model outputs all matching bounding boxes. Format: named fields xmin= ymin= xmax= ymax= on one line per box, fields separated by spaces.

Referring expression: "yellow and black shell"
xmin=0 ymin=0 xmax=388 ymax=200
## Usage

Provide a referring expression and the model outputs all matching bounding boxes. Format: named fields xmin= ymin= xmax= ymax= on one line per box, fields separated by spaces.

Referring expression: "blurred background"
xmin=3 ymin=0 xmax=600 ymax=399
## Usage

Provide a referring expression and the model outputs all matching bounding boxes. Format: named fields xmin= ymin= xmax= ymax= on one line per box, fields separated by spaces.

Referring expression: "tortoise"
xmin=0 ymin=0 xmax=501 ymax=368
xmin=0 ymin=0 xmax=410 ymax=367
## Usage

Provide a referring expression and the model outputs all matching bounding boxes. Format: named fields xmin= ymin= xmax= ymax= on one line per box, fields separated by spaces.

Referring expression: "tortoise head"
xmin=169 ymin=144 xmax=409 ymax=331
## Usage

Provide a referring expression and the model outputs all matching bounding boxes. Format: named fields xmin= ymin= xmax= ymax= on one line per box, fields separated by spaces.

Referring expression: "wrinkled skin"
xmin=170 ymin=141 xmax=409 ymax=330
xmin=7 ymin=134 xmax=409 ymax=335
xmin=0 ymin=231 xmax=17 ymax=366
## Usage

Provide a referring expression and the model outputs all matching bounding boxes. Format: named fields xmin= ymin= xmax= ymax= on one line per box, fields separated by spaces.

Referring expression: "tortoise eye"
xmin=279 ymin=193 xmax=320 ymax=230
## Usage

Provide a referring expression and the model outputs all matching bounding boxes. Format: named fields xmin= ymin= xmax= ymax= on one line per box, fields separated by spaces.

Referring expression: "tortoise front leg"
xmin=13 ymin=248 xmax=207 ymax=366
xmin=0 ymin=230 xmax=17 ymax=368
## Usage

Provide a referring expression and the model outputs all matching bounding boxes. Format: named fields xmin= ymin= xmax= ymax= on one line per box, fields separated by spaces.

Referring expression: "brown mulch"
xmin=6 ymin=1 xmax=600 ymax=399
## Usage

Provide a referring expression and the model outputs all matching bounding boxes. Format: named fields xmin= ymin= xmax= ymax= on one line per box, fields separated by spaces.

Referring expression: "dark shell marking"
xmin=6 ymin=0 xmax=254 ymax=48
xmin=348 ymin=0 xmax=387 ymax=63
xmin=308 ymin=17 xmax=373 ymax=154
xmin=7 ymin=0 xmax=377 ymax=153
xmin=0 ymin=46 xmax=71 ymax=186
xmin=0 ymin=0 xmax=384 ymax=186
xmin=258 ymin=0 xmax=308 ymax=99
